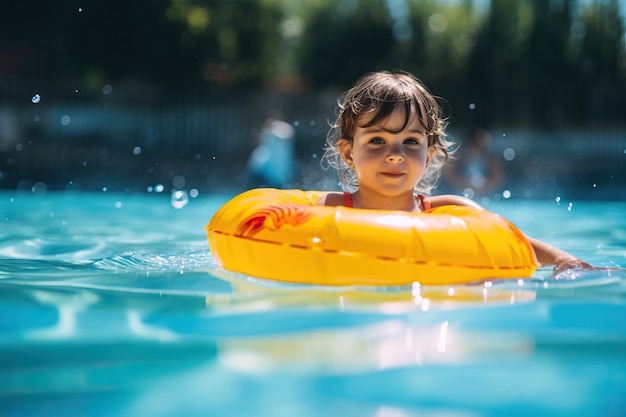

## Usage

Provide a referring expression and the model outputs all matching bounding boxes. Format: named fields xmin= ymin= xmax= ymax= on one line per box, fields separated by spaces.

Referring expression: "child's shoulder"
xmin=429 ymin=194 xmax=483 ymax=210
xmin=315 ymin=192 xmax=346 ymax=207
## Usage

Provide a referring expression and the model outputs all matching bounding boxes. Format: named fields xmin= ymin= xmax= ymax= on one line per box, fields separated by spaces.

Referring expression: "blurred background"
xmin=0 ymin=0 xmax=624 ymax=200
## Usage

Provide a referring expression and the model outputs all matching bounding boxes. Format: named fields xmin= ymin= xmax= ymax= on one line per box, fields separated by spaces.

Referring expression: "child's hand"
xmin=553 ymin=258 xmax=593 ymax=274
xmin=552 ymin=258 xmax=621 ymax=278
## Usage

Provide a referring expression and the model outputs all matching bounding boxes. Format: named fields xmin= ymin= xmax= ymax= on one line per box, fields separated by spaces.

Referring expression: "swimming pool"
xmin=1 ymin=190 xmax=625 ymax=417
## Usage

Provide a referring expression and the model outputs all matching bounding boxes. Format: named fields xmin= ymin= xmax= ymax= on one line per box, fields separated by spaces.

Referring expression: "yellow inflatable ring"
xmin=206 ymin=188 xmax=538 ymax=286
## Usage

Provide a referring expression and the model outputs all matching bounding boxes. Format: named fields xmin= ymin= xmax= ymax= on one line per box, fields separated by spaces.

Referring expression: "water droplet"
xmin=190 ymin=189 xmax=199 ymax=198
xmin=78 ymin=7 xmax=83 ymax=12
xmin=567 ymin=202 xmax=573 ymax=211
xmin=60 ymin=115 xmax=71 ymax=126
xmin=102 ymin=84 xmax=113 ymax=95
xmin=503 ymin=148 xmax=515 ymax=161
xmin=171 ymin=189 xmax=189 ymax=209
xmin=154 ymin=184 xmax=164 ymax=193
xmin=65 ymin=181 xmax=81 ymax=194
xmin=468 ymin=102 xmax=476 ymax=110
xmin=31 ymin=94 xmax=41 ymax=104
xmin=115 ymin=201 xmax=123 ymax=208
xmin=132 ymin=146 xmax=142 ymax=155
xmin=555 ymin=196 xmax=561 ymax=203
xmin=502 ymin=190 xmax=511 ymax=199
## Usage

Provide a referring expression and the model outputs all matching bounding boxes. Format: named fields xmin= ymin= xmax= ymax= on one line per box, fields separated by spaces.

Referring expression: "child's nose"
xmin=386 ymin=145 xmax=404 ymax=162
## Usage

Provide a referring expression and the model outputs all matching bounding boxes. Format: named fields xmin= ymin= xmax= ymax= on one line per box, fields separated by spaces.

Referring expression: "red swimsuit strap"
xmin=417 ymin=194 xmax=432 ymax=210
xmin=343 ymin=192 xmax=353 ymax=208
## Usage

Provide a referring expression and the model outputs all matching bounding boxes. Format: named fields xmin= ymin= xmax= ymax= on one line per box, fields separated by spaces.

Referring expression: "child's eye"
xmin=404 ymin=138 xmax=421 ymax=145
xmin=369 ymin=137 xmax=385 ymax=144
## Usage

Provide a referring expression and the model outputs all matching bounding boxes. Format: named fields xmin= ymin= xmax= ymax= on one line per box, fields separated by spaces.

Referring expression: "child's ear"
xmin=337 ymin=138 xmax=354 ymax=167
xmin=426 ymin=146 xmax=436 ymax=166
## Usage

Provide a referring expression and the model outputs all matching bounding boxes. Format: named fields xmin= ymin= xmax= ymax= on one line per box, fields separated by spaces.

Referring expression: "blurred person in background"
xmin=445 ymin=129 xmax=505 ymax=198
xmin=247 ymin=110 xmax=296 ymax=188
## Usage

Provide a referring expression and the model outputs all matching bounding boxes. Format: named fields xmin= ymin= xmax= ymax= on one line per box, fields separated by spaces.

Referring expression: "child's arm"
xmin=525 ymin=236 xmax=592 ymax=272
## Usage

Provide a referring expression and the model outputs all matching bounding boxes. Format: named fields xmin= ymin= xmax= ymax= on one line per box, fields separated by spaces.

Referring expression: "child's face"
xmin=340 ymin=107 xmax=434 ymax=197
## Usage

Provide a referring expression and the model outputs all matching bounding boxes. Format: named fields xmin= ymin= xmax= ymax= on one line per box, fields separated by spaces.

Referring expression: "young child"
xmin=317 ymin=70 xmax=592 ymax=274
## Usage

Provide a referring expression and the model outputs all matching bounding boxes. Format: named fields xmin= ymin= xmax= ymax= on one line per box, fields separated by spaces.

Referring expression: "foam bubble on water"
xmin=567 ymin=202 xmax=573 ymax=211
xmin=133 ymin=146 xmax=142 ymax=155
xmin=468 ymin=102 xmax=476 ymax=110
xmin=502 ymin=190 xmax=511 ymax=199
xmin=31 ymin=94 xmax=41 ymax=104
xmin=60 ymin=115 xmax=71 ymax=126
xmin=154 ymin=184 xmax=164 ymax=193
xmin=171 ymin=189 xmax=189 ymax=209
xmin=189 ymin=189 xmax=199 ymax=198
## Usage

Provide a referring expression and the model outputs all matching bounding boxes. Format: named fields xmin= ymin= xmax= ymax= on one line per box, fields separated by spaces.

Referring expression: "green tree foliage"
xmin=297 ymin=0 xmax=396 ymax=87
xmin=0 ymin=0 xmax=624 ymax=127
xmin=0 ymin=0 xmax=285 ymax=88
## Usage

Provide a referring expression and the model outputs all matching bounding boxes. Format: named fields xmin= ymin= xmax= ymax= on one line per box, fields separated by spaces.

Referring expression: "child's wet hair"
xmin=322 ymin=70 xmax=453 ymax=193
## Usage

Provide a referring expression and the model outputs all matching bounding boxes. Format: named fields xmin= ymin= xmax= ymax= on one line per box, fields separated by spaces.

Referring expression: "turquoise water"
xmin=1 ymin=191 xmax=625 ymax=417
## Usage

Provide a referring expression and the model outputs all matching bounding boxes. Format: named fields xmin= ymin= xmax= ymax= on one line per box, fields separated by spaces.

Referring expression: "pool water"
xmin=1 ymin=191 xmax=625 ymax=417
